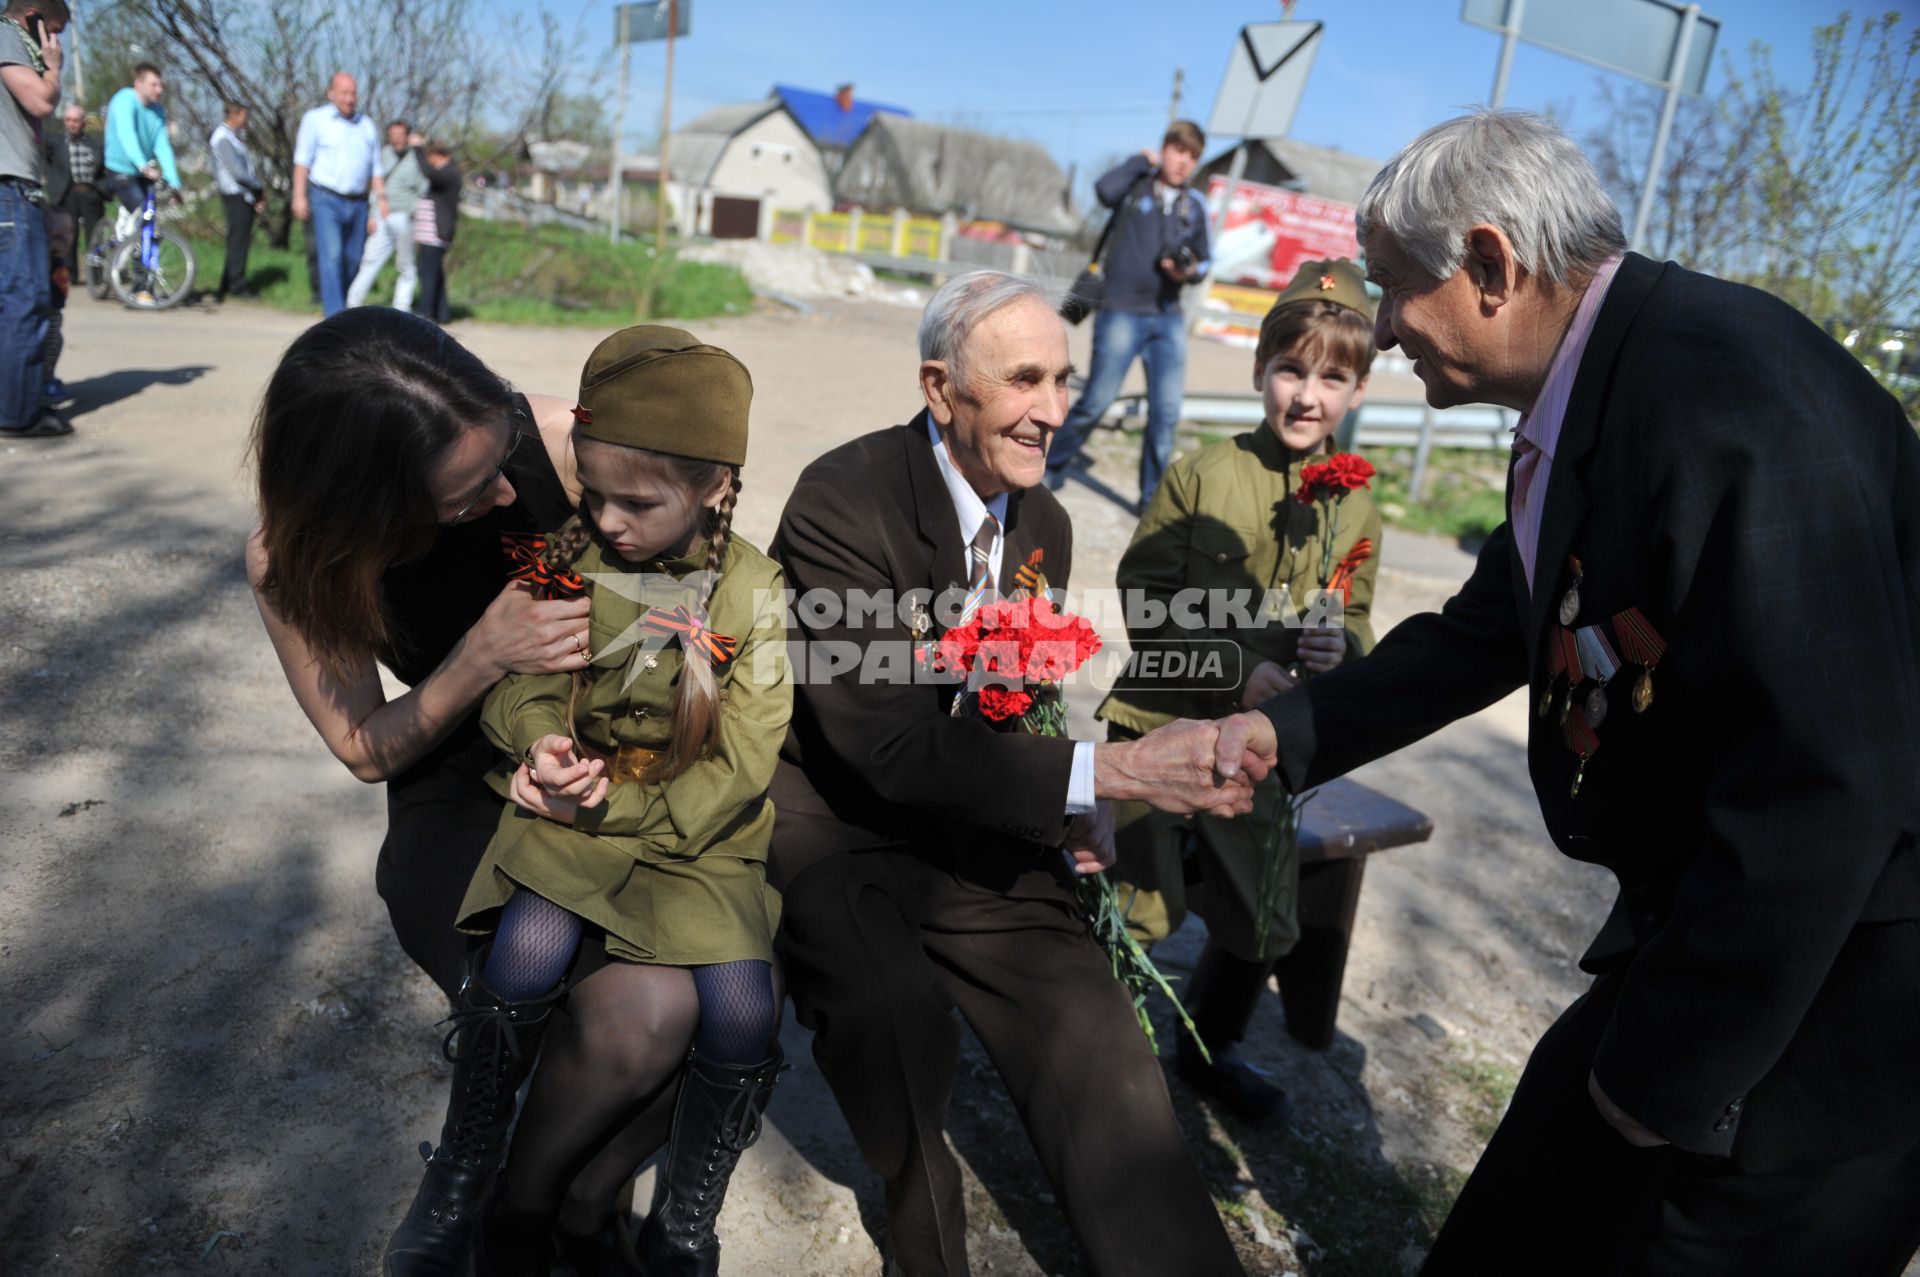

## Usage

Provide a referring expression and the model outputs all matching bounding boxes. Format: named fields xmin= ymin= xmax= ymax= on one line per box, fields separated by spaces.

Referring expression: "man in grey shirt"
xmin=1 ymin=0 xmax=70 ymax=437
xmin=347 ymin=118 xmax=426 ymax=310
xmin=209 ymin=101 xmax=264 ymax=301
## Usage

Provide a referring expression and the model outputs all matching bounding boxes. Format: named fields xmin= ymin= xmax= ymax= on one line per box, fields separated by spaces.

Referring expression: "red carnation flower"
xmin=977 ymin=685 xmax=1034 ymax=722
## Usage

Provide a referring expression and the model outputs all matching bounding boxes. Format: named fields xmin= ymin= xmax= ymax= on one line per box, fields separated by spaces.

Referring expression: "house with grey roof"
xmin=835 ymin=115 xmax=1078 ymax=239
xmin=664 ymin=98 xmax=835 ymax=238
xmin=1194 ymin=137 xmax=1382 ymax=206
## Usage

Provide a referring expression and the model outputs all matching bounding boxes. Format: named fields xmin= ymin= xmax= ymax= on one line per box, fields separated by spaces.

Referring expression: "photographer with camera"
xmin=1045 ymin=119 xmax=1211 ymax=509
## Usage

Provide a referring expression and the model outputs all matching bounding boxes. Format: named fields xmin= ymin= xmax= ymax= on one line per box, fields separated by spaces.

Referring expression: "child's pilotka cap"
xmin=1267 ymin=258 xmax=1375 ymax=322
xmin=576 ymin=325 xmax=752 ymax=466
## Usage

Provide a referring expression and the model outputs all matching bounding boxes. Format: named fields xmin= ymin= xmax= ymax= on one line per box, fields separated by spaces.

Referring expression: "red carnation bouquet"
xmin=927 ymin=589 xmax=1207 ymax=1057
xmin=1297 ymin=452 xmax=1376 ymax=587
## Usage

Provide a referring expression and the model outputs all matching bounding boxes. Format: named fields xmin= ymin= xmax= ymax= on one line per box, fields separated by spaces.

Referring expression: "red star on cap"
xmin=1318 ymin=274 xmax=1337 ymax=291
xmin=570 ymin=403 xmax=593 ymax=424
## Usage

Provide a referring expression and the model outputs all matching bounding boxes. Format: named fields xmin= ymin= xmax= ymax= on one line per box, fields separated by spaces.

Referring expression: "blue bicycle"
xmin=84 ymin=178 xmax=197 ymax=310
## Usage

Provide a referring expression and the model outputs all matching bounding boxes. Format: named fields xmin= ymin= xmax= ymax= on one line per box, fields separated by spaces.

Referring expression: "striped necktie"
xmin=959 ymin=513 xmax=1000 ymax=622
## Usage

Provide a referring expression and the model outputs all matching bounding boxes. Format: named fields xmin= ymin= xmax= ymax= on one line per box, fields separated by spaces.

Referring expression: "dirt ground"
xmin=1 ymin=290 xmax=1630 ymax=1277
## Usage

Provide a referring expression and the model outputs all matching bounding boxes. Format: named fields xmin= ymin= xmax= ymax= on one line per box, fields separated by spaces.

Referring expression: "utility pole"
xmin=609 ymin=4 xmax=629 ymax=244
xmin=1168 ymin=66 xmax=1183 ymax=124
xmin=656 ymin=0 xmax=676 ymax=250
xmin=67 ymin=0 xmax=86 ymax=105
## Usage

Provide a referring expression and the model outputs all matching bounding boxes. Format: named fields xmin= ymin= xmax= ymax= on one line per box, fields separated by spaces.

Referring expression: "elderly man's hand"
xmin=1214 ymin=711 xmax=1280 ymax=786
xmin=1093 ymin=719 xmax=1257 ymax=818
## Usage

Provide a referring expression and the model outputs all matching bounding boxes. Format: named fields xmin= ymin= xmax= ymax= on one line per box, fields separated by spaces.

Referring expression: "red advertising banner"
xmin=1205 ymin=175 xmax=1360 ymax=290
xmin=1196 ymin=175 xmax=1361 ymax=347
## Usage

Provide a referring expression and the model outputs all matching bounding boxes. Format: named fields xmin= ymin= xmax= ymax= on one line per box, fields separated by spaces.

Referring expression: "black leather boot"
xmin=380 ymin=955 xmax=563 ymax=1277
xmin=1174 ymin=940 xmax=1292 ymax=1125
xmin=634 ymin=1046 xmax=784 ymax=1277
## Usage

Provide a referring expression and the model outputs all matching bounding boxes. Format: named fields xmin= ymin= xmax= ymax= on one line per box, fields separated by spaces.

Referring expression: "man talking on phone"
xmin=1044 ymin=119 xmax=1212 ymax=509
xmin=1 ymin=0 xmax=70 ymax=438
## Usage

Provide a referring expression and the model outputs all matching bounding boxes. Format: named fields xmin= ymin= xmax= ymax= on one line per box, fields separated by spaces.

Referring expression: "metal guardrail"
xmin=1098 ymin=391 xmax=1515 ymax=498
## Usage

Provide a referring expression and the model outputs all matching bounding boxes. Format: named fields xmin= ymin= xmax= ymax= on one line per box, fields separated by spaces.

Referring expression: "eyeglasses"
xmin=439 ymin=413 xmax=525 ymax=526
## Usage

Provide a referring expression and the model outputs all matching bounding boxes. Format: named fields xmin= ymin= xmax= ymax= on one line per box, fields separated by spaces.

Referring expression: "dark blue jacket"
xmin=1093 ymin=155 xmax=1211 ymax=316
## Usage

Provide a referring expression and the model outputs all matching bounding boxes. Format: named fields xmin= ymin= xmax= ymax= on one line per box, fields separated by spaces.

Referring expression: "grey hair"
xmin=918 ymin=270 xmax=1065 ymax=390
xmin=1357 ymin=110 xmax=1626 ymax=287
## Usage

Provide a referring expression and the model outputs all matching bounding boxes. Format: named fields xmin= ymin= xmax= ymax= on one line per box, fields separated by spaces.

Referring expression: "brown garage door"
xmin=712 ymin=197 xmax=761 ymax=239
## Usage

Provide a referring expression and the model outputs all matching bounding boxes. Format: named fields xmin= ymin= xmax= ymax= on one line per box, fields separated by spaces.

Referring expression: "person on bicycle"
xmin=103 ymin=63 xmax=179 ymax=216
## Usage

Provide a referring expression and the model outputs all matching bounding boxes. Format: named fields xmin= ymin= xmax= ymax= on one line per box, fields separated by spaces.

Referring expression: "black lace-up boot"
xmin=380 ymin=954 xmax=563 ymax=1277
xmin=633 ymin=1046 xmax=784 ymax=1277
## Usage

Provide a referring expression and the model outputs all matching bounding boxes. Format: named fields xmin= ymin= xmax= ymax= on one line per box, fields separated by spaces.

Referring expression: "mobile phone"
xmin=23 ymin=11 xmax=48 ymax=45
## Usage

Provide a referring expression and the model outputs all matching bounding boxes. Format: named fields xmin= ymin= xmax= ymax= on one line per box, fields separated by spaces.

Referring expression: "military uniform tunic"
xmin=1099 ymin=427 xmax=1381 ymax=959
xmin=457 ymin=534 xmax=791 ymax=965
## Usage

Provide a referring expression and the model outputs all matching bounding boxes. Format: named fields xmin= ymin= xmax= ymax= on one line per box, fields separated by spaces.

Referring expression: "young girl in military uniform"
xmin=452 ymin=326 xmax=791 ymax=1277
xmin=1099 ymin=259 xmax=1381 ymax=1122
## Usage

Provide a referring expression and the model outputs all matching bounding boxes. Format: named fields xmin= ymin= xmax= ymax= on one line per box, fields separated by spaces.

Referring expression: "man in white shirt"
xmin=291 ymin=71 xmax=382 ymax=317
xmin=208 ymin=102 xmax=264 ymax=301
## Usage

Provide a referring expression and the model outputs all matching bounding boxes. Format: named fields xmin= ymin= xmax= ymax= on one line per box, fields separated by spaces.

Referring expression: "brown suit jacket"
xmin=768 ymin=416 xmax=1078 ymax=894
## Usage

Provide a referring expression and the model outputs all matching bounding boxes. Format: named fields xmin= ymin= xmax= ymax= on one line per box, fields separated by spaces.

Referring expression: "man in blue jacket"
xmin=102 ymin=63 xmax=180 ymax=214
xmin=1044 ymin=119 xmax=1211 ymax=508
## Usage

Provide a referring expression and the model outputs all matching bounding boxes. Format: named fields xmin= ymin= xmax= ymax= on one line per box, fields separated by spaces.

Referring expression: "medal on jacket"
xmin=1612 ymin=607 xmax=1668 ymax=714
xmin=1552 ymin=627 xmax=1581 ymax=726
xmin=1563 ymin=704 xmax=1600 ymax=798
xmin=1558 ymin=555 xmax=1584 ymax=627
xmin=1541 ymin=627 xmax=1567 ymax=720
xmin=1573 ymin=624 xmax=1621 ymax=728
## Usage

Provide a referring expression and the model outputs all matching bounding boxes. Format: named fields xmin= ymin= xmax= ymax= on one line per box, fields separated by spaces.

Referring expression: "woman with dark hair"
xmin=247 ymin=307 xmax=695 ymax=1275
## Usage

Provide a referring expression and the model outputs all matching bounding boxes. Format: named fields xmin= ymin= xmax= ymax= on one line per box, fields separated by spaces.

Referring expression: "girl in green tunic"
xmin=460 ymin=326 xmax=791 ymax=1277
xmin=1099 ymin=260 xmax=1382 ymax=1123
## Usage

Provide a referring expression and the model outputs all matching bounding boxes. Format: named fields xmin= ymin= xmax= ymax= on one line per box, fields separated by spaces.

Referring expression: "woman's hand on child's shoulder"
xmin=471 ymin=582 xmax=593 ymax=679
xmin=1241 ymin=659 xmax=1298 ymax=711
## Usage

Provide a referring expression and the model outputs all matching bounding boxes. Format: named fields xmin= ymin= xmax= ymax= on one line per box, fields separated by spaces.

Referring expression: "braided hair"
xmin=541 ymin=449 xmax=741 ymax=785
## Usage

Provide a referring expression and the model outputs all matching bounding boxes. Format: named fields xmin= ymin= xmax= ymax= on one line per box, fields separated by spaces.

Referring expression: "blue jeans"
xmin=309 ymin=186 xmax=369 ymax=317
xmin=1045 ymin=307 xmax=1189 ymax=507
xmin=0 ymin=182 xmax=50 ymax=431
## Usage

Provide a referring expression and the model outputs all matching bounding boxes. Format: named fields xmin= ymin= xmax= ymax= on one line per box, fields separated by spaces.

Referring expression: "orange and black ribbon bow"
xmin=1327 ymin=538 xmax=1373 ymax=605
xmin=638 ymin=605 xmax=738 ymax=666
xmin=500 ymin=532 xmax=587 ymax=600
xmin=1013 ymin=547 xmax=1046 ymax=594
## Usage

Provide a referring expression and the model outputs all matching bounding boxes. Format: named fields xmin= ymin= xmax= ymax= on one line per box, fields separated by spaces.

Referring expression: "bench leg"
xmin=1273 ymin=856 xmax=1367 ymax=1051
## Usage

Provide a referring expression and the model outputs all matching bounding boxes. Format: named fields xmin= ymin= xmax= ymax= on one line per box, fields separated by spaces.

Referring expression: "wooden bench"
xmin=1270 ymin=776 xmax=1434 ymax=1050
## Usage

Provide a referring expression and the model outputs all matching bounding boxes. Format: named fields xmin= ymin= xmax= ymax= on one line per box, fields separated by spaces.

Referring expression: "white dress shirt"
xmin=926 ymin=417 xmax=1097 ymax=817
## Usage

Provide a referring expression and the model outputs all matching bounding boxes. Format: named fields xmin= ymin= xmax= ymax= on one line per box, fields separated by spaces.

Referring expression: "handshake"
xmin=1090 ymin=711 xmax=1284 ymax=819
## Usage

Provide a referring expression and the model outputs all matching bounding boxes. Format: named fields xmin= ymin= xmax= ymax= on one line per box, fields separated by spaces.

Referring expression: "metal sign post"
xmin=608 ymin=0 xmax=694 ymax=247
xmin=1462 ymin=0 xmax=1720 ymax=252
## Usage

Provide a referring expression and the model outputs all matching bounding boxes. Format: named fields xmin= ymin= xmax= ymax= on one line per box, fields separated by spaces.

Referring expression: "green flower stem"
xmin=1252 ymin=787 xmax=1314 ymax=957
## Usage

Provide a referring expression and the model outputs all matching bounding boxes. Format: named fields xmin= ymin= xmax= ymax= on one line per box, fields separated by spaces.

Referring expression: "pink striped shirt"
xmin=1511 ymin=254 xmax=1623 ymax=591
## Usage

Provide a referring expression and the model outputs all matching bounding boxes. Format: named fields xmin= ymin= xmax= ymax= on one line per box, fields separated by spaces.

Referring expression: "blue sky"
xmin=579 ymin=0 xmax=1902 ymax=180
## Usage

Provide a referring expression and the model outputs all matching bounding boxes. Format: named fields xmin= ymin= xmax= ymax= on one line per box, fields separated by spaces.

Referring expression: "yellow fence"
xmin=766 ymin=208 xmax=945 ymax=261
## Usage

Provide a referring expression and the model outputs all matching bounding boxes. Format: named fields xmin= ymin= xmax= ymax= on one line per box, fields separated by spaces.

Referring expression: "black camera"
xmin=1171 ymin=245 xmax=1197 ymax=274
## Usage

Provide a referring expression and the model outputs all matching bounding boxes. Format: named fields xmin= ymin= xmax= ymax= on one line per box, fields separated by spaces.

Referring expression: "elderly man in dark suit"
xmin=1216 ymin=110 xmax=1920 ymax=1275
xmin=769 ymin=270 xmax=1252 ymax=1277
xmin=41 ymin=102 xmax=102 ymax=259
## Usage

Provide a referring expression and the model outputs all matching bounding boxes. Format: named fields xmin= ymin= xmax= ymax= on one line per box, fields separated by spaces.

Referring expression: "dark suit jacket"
xmin=1261 ymin=253 xmax=1920 ymax=1171
xmin=40 ymin=131 xmax=102 ymax=207
xmin=768 ymin=415 xmax=1078 ymax=889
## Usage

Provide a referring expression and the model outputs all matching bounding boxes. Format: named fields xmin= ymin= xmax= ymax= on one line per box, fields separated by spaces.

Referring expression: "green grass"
xmin=1352 ymin=445 xmax=1509 ymax=544
xmin=184 ymin=220 xmax=752 ymax=326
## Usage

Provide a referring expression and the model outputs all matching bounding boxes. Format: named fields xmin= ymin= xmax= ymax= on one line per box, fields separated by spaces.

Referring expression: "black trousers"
xmin=778 ymin=843 xmax=1245 ymax=1277
xmin=218 ymin=193 xmax=256 ymax=297
xmin=1422 ymin=968 xmax=1920 ymax=1275
xmin=58 ymin=185 xmax=104 ymax=258
xmin=414 ymin=243 xmax=450 ymax=324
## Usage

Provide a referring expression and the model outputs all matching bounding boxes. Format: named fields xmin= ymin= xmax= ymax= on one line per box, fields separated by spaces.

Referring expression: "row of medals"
xmin=1540 ymin=561 xmax=1663 ymax=798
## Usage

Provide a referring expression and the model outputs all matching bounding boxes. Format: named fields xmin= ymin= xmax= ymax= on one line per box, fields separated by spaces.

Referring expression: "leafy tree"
xmin=1587 ymin=11 xmax=1920 ymax=416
